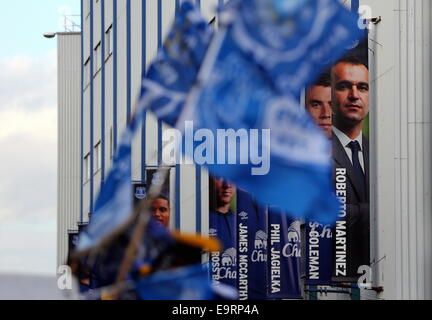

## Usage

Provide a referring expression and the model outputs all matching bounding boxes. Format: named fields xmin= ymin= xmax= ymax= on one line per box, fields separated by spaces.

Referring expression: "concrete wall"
xmin=57 ymin=33 xmax=81 ymax=266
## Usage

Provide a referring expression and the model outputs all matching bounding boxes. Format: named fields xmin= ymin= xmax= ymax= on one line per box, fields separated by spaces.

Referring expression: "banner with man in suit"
xmin=331 ymin=38 xmax=370 ymax=282
xmin=304 ymin=36 xmax=370 ymax=284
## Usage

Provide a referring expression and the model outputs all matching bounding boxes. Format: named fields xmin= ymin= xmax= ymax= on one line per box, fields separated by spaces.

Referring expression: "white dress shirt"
xmin=333 ymin=126 xmax=365 ymax=173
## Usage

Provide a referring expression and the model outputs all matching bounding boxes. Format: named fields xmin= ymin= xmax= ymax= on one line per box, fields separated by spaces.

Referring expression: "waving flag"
xmin=78 ymin=119 xmax=138 ymax=251
xmin=175 ymin=0 xmax=364 ymax=224
xmin=76 ymin=0 xmax=212 ymax=251
xmin=138 ymin=0 xmax=213 ymax=126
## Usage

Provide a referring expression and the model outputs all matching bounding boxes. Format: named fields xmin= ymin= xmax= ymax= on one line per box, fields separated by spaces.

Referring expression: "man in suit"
xmin=331 ymin=56 xmax=370 ymax=280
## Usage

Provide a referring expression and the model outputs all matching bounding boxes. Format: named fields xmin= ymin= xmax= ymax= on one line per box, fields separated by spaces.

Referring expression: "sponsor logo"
xmin=254 ymin=230 xmax=267 ymax=250
xmin=238 ymin=211 xmax=248 ymax=220
xmin=251 ymin=230 xmax=267 ymax=263
xmin=211 ymin=247 xmax=237 ymax=283
xmin=282 ymin=221 xmax=301 ymax=258
xmin=209 ymin=228 xmax=217 ymax=237
xmin=221 ymin=248 xmax=237 ymax=267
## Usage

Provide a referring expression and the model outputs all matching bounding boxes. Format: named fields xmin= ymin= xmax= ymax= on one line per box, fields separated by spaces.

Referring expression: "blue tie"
xmin=348 ymin=140 xmax=365 ymax=195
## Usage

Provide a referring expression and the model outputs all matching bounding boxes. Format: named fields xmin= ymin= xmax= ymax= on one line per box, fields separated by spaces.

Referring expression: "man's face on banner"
xmin=150 ymin=197 xmax=170 ymax=227
xmin=332 ymin=62 xmax=369 ymax=126
xmin=214 ymin=178 xmax=235 ymax=207
xmin=305 ymin=85 xmax=332 ymax=137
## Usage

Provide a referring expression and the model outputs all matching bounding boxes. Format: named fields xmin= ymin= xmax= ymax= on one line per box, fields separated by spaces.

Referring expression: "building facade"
xmin=57 ymin=32 xmax=82 ymax=267
xmin=57 ymin=0 xmax=432 ymax=299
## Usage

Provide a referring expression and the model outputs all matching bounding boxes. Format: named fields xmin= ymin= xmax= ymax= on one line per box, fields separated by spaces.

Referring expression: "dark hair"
xmin=312 ymin=71 xmax=331 ymax=87
xmin=153 ymin=194 xmax=169 ymax=204
xmin=334 ymin=55 xmax=368 ymax=70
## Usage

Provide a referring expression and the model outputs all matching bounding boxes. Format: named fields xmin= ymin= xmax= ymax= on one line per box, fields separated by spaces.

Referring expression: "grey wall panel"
xmin=116 ymin=1 xmax=128 ymax=140
xmin=105 ymin=0 xmax=114 ymax=31
xmin=104 ymin=57 xmax=114 ymax=175
xmin=144 ymin=0 xmax=159 ymax=166
xmin=57 ymin=33 xmax=81 ymax=267
xmin=94 ymin=0 xmax=102 ymax=45
xmin=364 ymin=0 xmax=432 ymax=300
xmin=131 ymin=0 xmax=143 ymax=182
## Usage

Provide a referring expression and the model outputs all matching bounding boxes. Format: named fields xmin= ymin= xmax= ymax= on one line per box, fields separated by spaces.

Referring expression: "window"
xmin=94 ymin=42 xmax=101 ymax=73
xmin=84 ymin=153 xmax=90 ymax=182
xmin=95 ymin=141 xmax=102 ymax=173
xmin=105 ymin=25 xmax=113 ymax=58
xmin=84 ymin=57 xmax=90 ymax=86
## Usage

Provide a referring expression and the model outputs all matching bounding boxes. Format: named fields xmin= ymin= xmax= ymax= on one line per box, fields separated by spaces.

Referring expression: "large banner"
xmin=209 ymin=176 xmax=302 ymax=299
xmin=208 ymin=176 xmax=238 ymax=289
xmin=304 ymin=36 xmax=370 ymax=283
xmin=331 ymin=36 xmax=370 ymax=282
xmin=305 ymin=222 xmax=333 ymax=285
xmin=236 ymin=189 xmax=268 ymax=300
xmin=267 ymin=207 xmax=302 ymax=299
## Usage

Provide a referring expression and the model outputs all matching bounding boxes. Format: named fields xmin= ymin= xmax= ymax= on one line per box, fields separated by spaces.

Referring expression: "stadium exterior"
xmin=57 ymin=0 xmax=432 ymax=299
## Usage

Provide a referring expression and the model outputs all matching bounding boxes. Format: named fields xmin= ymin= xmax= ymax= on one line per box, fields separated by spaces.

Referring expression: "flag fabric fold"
xmin=77 ymin=0 xmax=212 ymax=251
xmin=135 ymin=263 xmax=214 ymax=300
xmin=78 ymin=120 xmax=137 ymax=251
xmin=138 ymin=0 xmax=213 ymax=126
xmin=175 ymin=0 xmax=364 ymax=224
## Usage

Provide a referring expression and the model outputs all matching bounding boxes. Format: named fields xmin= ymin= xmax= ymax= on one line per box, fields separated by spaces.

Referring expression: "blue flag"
xmin=77 ymin=0 xmax=211 ymax=251
xmin=78 ymin=120 xmax=137 ymax=251
xmin=175 ymin=0 xmax=363 ymax=224
xmin=135 ymin=264 xmax=214 ymax=300
xmin=138 ymin=0 xmax=213 ymax=126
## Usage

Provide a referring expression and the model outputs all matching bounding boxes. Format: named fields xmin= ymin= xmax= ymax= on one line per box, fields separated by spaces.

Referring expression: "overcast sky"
xmin=0 ymin=1 xmax=80 ymax=275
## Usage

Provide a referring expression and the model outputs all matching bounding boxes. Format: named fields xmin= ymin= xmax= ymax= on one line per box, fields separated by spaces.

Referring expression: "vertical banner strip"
xmin=267 ymin=207 xmax=302 ymax=299
xmin=237 ymin=189 xmax=268 ymax=300
xmin=331 ymin=38 xmax=370 ymax=282
xmin=351 ymin=0 xmax=359 ymax=13
xmin=208 ymin=176 xmax=237 ymax=289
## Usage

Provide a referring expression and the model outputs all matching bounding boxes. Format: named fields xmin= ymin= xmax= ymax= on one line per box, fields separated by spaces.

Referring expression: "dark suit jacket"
xmin=332 ymin=133 xmax=370 ymax=281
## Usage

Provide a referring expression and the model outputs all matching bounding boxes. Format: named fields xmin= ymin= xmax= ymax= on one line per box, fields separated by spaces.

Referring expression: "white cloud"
xmin=0 ymin=219 xmax=57 ymax=276
xmin=0 ymin=52 xmax=57 ymax=275
xmin=0 ymin=51 xmax=57 ymax=112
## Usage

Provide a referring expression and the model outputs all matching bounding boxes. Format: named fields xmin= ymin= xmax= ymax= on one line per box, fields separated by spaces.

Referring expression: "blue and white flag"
xmin=77 ymin=0 xmax=211 ymax=251
xmin=78 ymin=119 xmax=138 ymax=251
xmin=175 ymin=0 xmax=363 ymax=224
xmin=139 ymin=0 xmax=213 ymax=126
